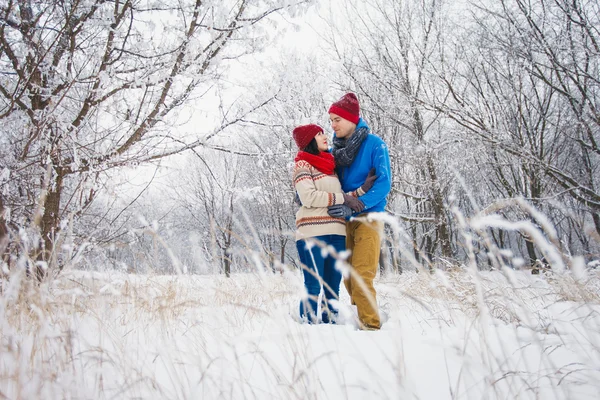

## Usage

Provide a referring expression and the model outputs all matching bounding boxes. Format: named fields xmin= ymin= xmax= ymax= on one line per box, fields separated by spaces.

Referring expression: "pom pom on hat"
xmin=293 ymin=124 xmax=323 ymax=150
xmin=328 ymin=93 xmax=360 ymax=124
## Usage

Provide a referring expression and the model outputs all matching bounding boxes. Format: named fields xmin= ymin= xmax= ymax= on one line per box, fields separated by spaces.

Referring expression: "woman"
xmin=292 ymin=124 xmax=375 ymax=323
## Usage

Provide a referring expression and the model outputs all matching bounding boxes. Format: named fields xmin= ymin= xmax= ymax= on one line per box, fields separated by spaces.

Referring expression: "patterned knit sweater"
xmin=293 ymin=160 xmax=364 ymax=241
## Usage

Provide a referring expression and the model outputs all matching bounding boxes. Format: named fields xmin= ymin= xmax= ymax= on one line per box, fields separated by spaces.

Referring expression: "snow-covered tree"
xmin=0 ymin=0 xmax=309 ymax=277
xmin=320 ymin=0 xmax=458 ymax=266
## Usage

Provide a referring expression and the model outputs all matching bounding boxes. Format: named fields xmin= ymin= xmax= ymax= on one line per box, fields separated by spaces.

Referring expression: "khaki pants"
xmin=345 ymin=218 xmax=383 ymax=330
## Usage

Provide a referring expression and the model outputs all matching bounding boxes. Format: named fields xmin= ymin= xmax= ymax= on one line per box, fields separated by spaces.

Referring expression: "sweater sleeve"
xmin=358 ymin=141 xmax=392 ymax=209
xmin=293 ymin=161 xmax=345 ymax=208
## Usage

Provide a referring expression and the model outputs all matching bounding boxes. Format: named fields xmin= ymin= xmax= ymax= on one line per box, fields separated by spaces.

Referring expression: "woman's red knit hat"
xmin=328 ymin=93 xmax=360 ymax=124
xmin=293 ymin=124 xmax=323 ymax=150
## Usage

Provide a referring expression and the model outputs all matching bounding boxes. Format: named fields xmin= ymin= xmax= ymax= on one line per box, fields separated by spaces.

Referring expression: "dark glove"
xmin=294 ymin=192 xmax=302 ymax=206
xmin=328 ymin=204 xmax=353 ymax=218
xmin=360 ymin=168 xmax=377 ymax=193
xmin=343 ymin=193 xmax=365 ymax=213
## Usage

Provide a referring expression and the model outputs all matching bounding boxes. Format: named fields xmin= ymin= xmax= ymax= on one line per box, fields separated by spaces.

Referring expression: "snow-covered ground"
xmin=1 ymin=267 xmax=599 ymax=399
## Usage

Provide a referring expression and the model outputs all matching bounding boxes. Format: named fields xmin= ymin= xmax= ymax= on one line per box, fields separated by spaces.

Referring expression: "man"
xmin=327 ymin=93 xmax=392 ymax=331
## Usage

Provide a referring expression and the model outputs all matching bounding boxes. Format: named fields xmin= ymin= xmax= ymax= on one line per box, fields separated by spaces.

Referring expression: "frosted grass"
xmin=1 ymin=265 xmax=599 ymax=399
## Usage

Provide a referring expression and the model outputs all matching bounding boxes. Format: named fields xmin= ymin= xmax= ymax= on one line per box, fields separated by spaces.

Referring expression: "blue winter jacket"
xmin=334 ymin=118 xmax=392 ymax=217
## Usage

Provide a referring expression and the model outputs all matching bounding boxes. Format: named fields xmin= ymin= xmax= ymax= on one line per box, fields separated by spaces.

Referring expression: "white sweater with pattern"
xmin=293 ymin=160 xmax=363 ymax=241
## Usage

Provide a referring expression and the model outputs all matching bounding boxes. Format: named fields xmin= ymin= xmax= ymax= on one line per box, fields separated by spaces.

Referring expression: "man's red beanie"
xmin=293 ymin=124 xmax=323 ymax=150
xmin=328 ymin=93 xmax=360 ymax=124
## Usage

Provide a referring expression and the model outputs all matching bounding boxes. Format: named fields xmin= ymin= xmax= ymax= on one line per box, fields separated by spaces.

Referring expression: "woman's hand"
xmin=360 ymin=168 xmax=377 ymax=193
xmin=328 ymin=204 xmax=353 ymax=218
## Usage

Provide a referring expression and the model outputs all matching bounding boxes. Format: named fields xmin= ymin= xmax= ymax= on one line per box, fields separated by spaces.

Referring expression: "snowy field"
xmin=1 ymin=267 xmax=600 ymax=399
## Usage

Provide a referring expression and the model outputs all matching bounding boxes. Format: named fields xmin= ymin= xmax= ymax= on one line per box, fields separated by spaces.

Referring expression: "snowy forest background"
xmin=1 ymin=1 xmax=600 ymax=399
xmin=0 ymin=0 xmax=599 ymax=276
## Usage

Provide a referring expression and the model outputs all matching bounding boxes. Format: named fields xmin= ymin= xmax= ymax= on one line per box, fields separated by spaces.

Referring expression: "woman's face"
xmin=315 ymin=130 xmax=329 ymax=152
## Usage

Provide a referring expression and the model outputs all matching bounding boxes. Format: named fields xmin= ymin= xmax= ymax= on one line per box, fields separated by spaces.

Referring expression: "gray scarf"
xmin=331 ymin=127 xmax=368 ymax=167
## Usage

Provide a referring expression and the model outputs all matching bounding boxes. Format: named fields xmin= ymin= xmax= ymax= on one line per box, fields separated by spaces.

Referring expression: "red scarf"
xmin=295 ymin=151 xmax=336 ymax=175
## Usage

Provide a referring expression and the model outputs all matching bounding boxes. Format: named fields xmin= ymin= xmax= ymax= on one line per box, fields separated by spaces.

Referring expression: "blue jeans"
xmin=296 ymin=235 xmax=345 ymax=323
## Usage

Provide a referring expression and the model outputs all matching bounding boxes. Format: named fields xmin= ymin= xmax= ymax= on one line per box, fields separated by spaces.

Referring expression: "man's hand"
xmin=328 ymin=204 xmax=353 ymax=218
xmin=343 ymin=193 xmax=365 ymax=213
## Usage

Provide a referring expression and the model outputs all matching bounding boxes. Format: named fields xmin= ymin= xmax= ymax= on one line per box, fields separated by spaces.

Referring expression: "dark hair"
xmin=302 ymin=138 xmax=320 ymax=155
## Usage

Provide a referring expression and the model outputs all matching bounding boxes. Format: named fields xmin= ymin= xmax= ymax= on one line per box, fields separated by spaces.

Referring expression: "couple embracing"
xmin=293 ymin=93 xmax=391 ymax=331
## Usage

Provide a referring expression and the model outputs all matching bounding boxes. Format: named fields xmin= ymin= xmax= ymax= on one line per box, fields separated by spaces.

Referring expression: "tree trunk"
xmin=37 ymin=166 xmax=64 ymax=280
xmin=379 ymin=248 xmax=386 ymax=275
xmin=0 ymin=196 xmax=8 ymax=257
xmin=223 ymin=255 xmax=231 ymax=278
xmin=593 ymin=213 xmax=600 ymax=238
xmin=524 ymin=237 xmax=538 ymax=266
xmin=426 ymin=156 xmax=453 ymax=259
xmin=222 ymin=230 xmax=232 ymax=278
xmin=223 ymin=195 xmax=234 ymax=278
xmin=278 ymin=217 xmax=287 ymax=265
xmin=391 ymin=244 xmax=402 ymax=274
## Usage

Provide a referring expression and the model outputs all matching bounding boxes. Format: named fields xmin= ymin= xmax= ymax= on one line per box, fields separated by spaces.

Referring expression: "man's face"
xmin=329 ymin=113 xmax=356 ymax=139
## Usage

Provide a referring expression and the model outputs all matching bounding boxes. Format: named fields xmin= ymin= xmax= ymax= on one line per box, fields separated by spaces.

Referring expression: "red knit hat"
xmin=328 ymin=93 xmax=360 ymax=124
xmin=293 ymin=124 xmax=323 ymax=150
